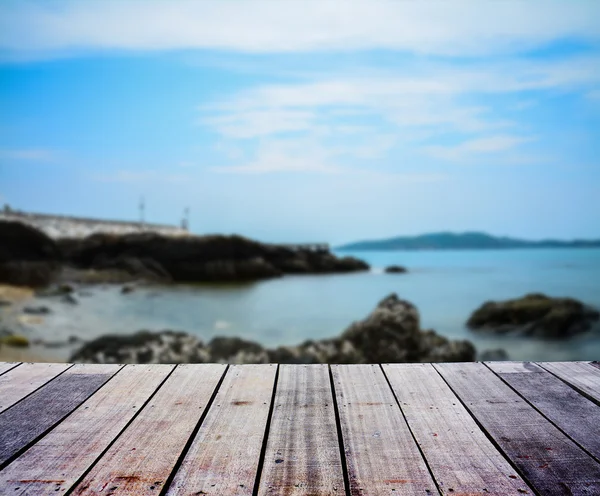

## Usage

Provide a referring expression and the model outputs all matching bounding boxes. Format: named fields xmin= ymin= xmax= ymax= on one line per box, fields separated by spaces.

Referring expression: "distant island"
xmin=337 ymin=232 xmax=600 ymax=251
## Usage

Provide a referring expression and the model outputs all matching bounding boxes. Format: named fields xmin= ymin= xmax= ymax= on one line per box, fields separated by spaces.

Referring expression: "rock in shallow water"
xmin=71 ymin=293 xmax=476 ymax=364
xmin=23 ymin=305 xmax=51 ymax=315
xmin=467 ymin=293 xmax=600 ymax=338
xmin=385 ymin=265 xmax=407 ymax=274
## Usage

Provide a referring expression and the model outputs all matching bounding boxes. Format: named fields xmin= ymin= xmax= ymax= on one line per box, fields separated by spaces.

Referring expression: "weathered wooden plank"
xmin=0 ymin=362 xmax=72 ymax=413
xmin=331 ymin=364 xmax=438 ymax=495
xmin=538 ymin=361 xmax=600 ymax=404
xmin=0 ymin=362 xmax=20 ymax=376
xmin=167 ymin=364 xmax=276 ymax=496
xmin=487 ymin=361 xmax=600 ymax=461
xmin=384 ymin=363 xmax=530 ymax=495
xmin=436 ymin=362 xmax=600 ymax=495
xmin=70 ymin=364 xmax=225 ymax=495
xmin=257 ymin=364 xmax=345 ymax=496
xmin=0 ymin=364 xmax=173 ymax=495
xmin=0 ymin=363 xmax=121 ymax=468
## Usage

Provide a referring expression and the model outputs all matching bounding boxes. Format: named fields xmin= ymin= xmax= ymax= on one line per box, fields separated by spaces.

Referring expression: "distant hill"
xmin=336 ymin=232 xmax=600 ymax=251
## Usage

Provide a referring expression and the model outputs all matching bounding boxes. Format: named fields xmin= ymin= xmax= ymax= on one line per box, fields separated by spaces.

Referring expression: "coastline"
xmin=0 ymin=284 xmax=65 ymax=363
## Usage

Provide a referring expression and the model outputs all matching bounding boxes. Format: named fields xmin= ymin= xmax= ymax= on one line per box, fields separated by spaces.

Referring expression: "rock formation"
xmin=71 ymin=293 xmax=476 ymax=364
xmin=1 ymin=220 xmax=369 ymax=285
xmin=0 ymin=221 xmax=61 ymax=287
xmin=467 ymin=293 xmax=600 ymax=338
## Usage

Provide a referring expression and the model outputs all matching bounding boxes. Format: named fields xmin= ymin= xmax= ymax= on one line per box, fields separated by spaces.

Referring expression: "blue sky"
xmin=1 ymin=1 xmax=599 ymax=244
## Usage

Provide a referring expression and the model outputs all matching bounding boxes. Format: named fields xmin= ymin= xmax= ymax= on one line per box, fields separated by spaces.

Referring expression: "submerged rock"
xmin=385 ymin=265 xmax=407 ymax=274
xmin=23 ymin=305 xmax=51 ymax=315
xmin=71 ymin=293 xmax=476 ymax=364
xmin=467 ymin=293 xmax=600 ymax=338
xmin=60 ymin=293 xmax=78 ymax=305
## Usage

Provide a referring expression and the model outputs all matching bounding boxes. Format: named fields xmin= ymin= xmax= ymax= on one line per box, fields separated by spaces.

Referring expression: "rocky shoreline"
xmin=2 ymin=219 xmax=599 ymax=365
xmin=0 ymin=220 xmax=369 ymax=287
xmin=71 ymin=294 xmax=477 ymax=364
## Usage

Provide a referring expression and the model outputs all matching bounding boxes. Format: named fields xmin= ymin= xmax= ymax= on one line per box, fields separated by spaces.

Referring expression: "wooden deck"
xmin=0 ymin=361 xmax=599 ymax=495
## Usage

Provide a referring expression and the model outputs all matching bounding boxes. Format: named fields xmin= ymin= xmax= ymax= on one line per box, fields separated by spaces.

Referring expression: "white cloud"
xmin=1 ymin=1 xmax=599 ymax=60
xmin=202 ymin=54 xmax=600 ymax=142
xmin=196 ymin=50 xmax=600 ymax=174
xmin=204 ymin=109 xmax=316 ymax=138
xmin=425 ymin=135 xmax=537 ymax=161
xmin=212 ymin=139 xmax=343 ymax=174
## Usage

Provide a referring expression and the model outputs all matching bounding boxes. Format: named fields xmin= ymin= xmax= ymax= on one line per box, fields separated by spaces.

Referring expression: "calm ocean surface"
xmin=37 ymin=248 xmax=600 ymax=361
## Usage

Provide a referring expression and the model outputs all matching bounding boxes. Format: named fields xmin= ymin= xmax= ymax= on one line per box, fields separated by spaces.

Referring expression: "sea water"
xmin=28 ymin=248 xmax=600 ymax=361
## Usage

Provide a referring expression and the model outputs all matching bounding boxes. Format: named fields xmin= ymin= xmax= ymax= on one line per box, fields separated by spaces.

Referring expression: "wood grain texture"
xmin=384 ymin=363 xmax=530 ymax=496
xmin=70 ymin=364 xmax=224 ymax=496
xmin=0 ymin=363 xmax=121 ymax=468
xmin=436 ymin=362 xmax=600 ymax=496
xmin=487 ymin=361 xmax=600 ymax=461
xmin=167 ymin=364 xmax=276 ymax=496
xmin=331 ymin=364 xmax=438 ymax=495
xmin=538 ymin=361 xmax=600 ymax=404
xmin=0 ymin=362 xmax=72 ymax=413
xmin=257 ymin=364 xmax=345 ymax=496
xmin=0 ymin=362 xmax=20 ymax=376
xmin=0 ymin=364 xmax=172 ymax=495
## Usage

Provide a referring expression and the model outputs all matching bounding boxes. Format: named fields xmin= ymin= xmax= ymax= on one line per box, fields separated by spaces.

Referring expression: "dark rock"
xmin=479 ymin=348 xmax=510 ymax=361
xmin=59 ymin=233 xmax=369 ymax=283
xmin=71 ymin=293 xmax=476 ymax=364
xmin=208 ymin=336 xmax=268 ymax=363
xmin=0 ymin=299 xmax=11 ymax=307
xmin=121 ymin=285 xmax=135 ymax=294
xmin=58 ymin=266 xmax=145 ymax=284
xmin=332 ymin=294 xmax=475 ymax=363
xmin=467 ymin=293 xmax=600 ymax=338
xmin=0 ymin=221 xmax=61 ymax=287
xmin=92 ymin=255 xmax=172 ymax=283
xmin=23 ymin=305 xmax=51 ymax=315
xmin=385 ymin=265 xmax=407 ymax=274
xmin=71 ymin=330 xmax=210 ymax=364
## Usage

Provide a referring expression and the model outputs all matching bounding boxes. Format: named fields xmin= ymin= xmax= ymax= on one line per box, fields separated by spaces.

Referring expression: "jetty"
xmin=0 ymin=209 xmax=189 ymax=239
xmin=0 ymin=361 xmax=599 ymax=494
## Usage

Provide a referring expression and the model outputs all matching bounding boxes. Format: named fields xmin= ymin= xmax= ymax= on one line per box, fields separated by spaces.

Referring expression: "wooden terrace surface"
xmin=0 ymin=361 xmax=599 ymax=495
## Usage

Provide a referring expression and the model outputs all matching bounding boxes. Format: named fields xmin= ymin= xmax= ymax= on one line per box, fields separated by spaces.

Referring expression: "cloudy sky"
xmin=1 ymin=0 xmax=599 ymax=243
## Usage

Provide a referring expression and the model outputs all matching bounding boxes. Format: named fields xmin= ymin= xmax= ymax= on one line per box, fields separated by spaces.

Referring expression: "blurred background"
xmin=1 ymin=0 xmax=599 ymax=364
